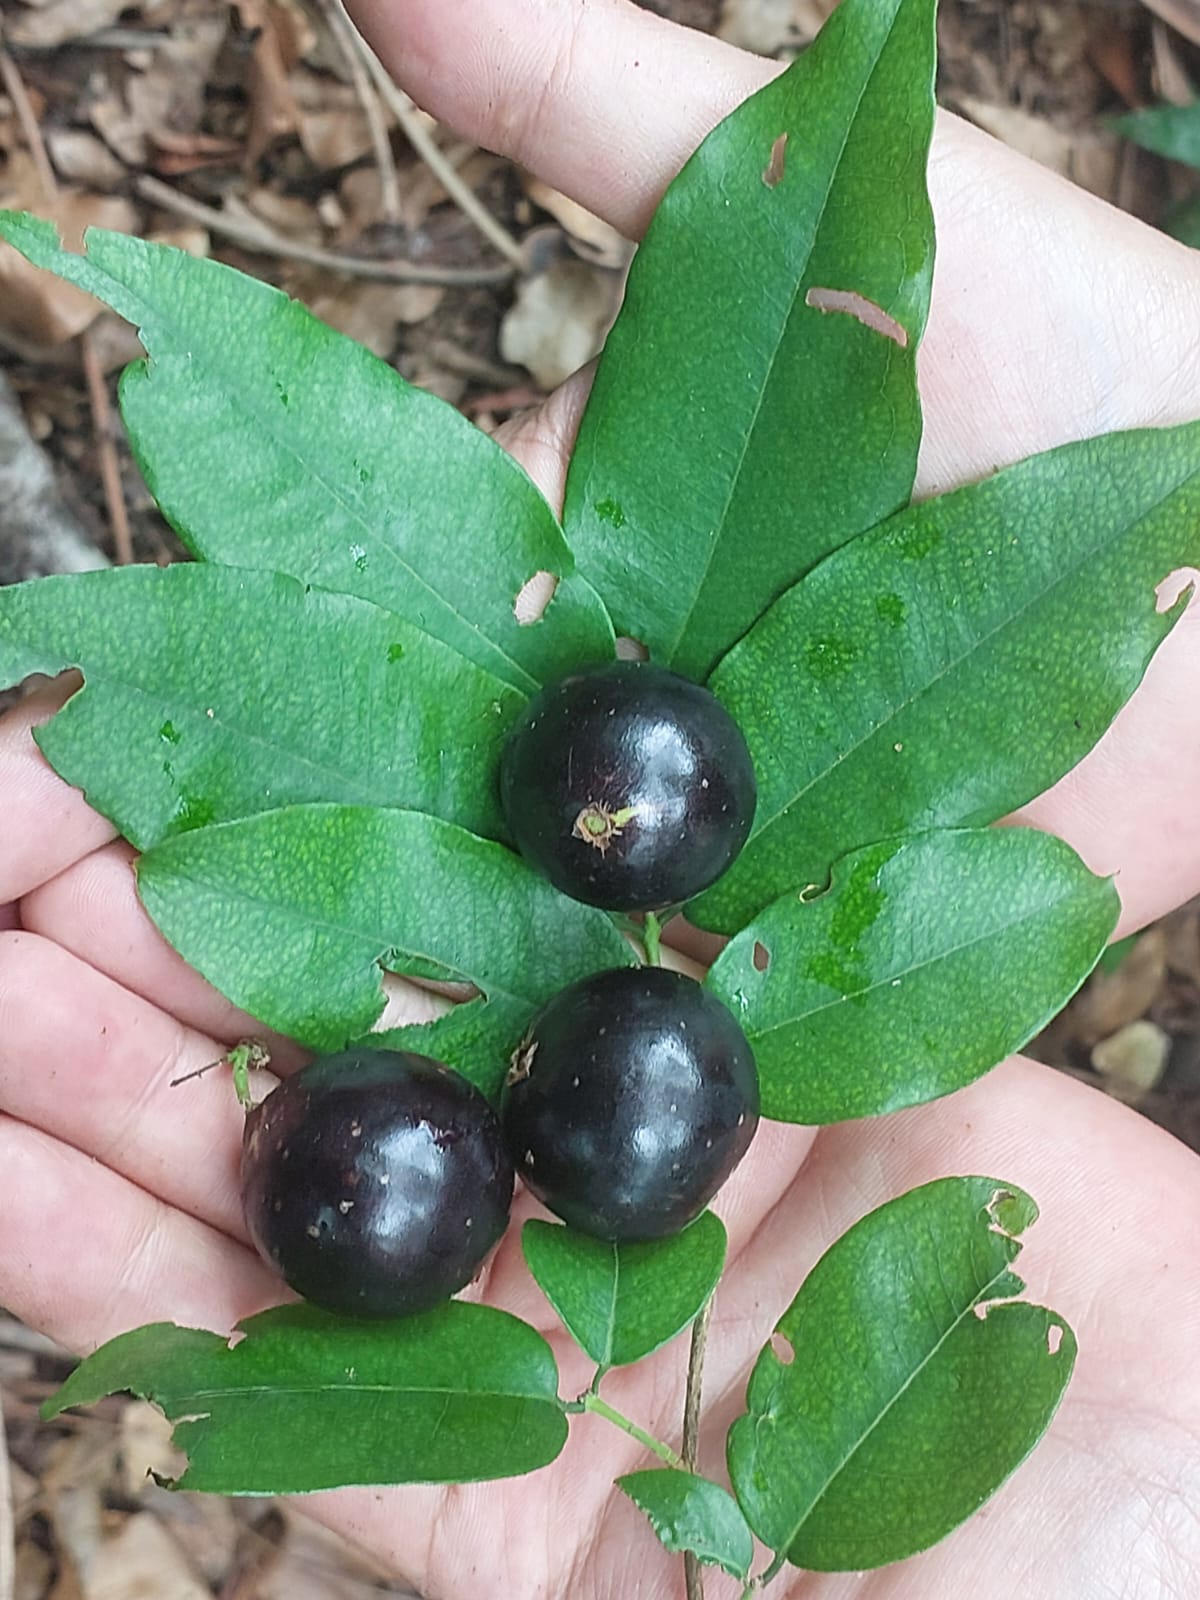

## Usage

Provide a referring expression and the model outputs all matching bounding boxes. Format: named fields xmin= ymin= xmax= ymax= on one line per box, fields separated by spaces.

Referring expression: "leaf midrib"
xmin=95 ymin=253 xmax=549 ymax=693
xmin=748 ymin=458 xmax=1200 ymax=843
xmin=745 ymin=875 xmax=1100 ymax=1040
xmin=773 ymin=1249 xmax=1013 ymax=1556
xmin=172 ymin=1382 xmax=559 ymax=1403
xmin=662 ymin=14 xmax=898 ymax=666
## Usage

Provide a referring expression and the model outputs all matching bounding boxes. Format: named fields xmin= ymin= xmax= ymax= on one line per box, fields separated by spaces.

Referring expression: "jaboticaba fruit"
xmin=499 ymin=660 xmax=756 ymax=912
xmin=501 ymin=967 xmax=759 ymax=1240
xmin=241 ymin=1048 xmax=513 ymax=1317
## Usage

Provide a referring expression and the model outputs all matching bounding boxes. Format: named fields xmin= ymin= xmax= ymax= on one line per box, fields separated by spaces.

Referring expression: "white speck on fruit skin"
xmin=705 ymin=1138 xmax=713 ymax=1149
xmin=737 ymin=1113 xmax=745 ymax=1127
xmin=379 ymin=1173 xmax=390 ymax=1185
xmin=669 ymin=1102 xmax=678 ymax=1114
xmin=306 ymin=1224 xmax=320 ymax=1239
xmin=350 ymin=1121 xmax=363 ymax=1138
xmin=338 ymin=1200 xmax=354 ymax=1214
xmin=524 ymin=1149 xmax=536 ymax=1166
xmin=572 ymin=1076 xmax=580 ymax=1089
xmin=466 ymin=1217 xmax=474 ymax=1229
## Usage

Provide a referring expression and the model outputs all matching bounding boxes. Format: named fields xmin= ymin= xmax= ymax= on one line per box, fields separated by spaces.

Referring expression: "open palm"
xmin=3 ymin=1 xmax=1200 ymax=1595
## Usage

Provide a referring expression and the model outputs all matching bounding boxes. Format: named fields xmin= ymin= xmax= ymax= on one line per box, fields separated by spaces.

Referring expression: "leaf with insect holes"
xmin=727 ymin=1178 xmax=1076 ymax=1571
xmin=692 ymin=421 xmax=1200 ymax=933
xmin=617 ymin=1469 xmax=755 ymax=1581
xmin=0 ymin=212 xmax=615 ymax=694
xmin=706 ymin=828 xmax=1118 ymax=1123
xmin=522 ymin=1212 xmax=726 ymax=1369
xmin=563 ymin=0 xmax=936 ymax=678
xmin=135 ymin=804 xmax=635 ymax=1097
xmin=0 ymin=564 xmax=524 ymax=849
xmin=42 ymin=1303 xmax=567 ymax=1492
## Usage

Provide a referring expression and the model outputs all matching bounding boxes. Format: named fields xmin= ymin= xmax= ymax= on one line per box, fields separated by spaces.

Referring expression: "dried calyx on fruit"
xmin=502 ymin=966 xmax=760 ymax=1240
xmin=241 ymin=1048 xmax=513 ymax=1318
xmin=499 ymin=660 xmax=756 ymax=912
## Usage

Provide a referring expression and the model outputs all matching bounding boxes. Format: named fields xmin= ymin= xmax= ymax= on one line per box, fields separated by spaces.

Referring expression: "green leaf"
xmin=562 ymin=0 xmax=936 ymax=678
xmin=1112 ymin=101 xmax=1200 ymax=168
xmin=692 ymin=422 xmax=1200 ymax=932
xmin=706 ymin=828 xmax=1118 ymax=1123
xmin=0 ymin=565 xmax=522 ymax=849
xmin=0 ymin=213 xmax=614 ymax=694
xmin=522 ymin=1212 xmax=726 ymax=1368
xmin=1165 ymin=193 xmax=1200 ymax=249
xmin=43 ymin=1303 xmax=567 ymax=1493
xmin=727 ymin=1177 xmax=1076 ymax=1571
xmin=369 ymin=996 xmax=532 ymax=1099
xmin=136 ymin=804 xmax=635 ymax=1090
xmin=617 ymin=1468 xmax=755 ymax=1581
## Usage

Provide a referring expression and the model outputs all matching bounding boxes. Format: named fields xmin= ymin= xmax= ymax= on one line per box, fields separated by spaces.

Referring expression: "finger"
xmin=0 ymin=1115 xmax=279 ymax=1353
xmin=0 ymin=679 xmax=115 ymax=904
xmin=0 ymin=930 xmax=267 ymax=1241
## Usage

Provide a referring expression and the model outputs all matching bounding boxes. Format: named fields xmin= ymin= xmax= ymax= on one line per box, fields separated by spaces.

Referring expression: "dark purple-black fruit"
xmin=241 ymin=1048 xmax=513 ymax=1318
xmin=499 ymin=661 xmax=756 ymax=912
xmin=502 ymin=967 xmax=759 ymax=1241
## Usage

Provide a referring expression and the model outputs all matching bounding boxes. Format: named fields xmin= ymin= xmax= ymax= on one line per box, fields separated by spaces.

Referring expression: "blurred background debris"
xmin=2 ymin=0 xmax=1199 ymax=1592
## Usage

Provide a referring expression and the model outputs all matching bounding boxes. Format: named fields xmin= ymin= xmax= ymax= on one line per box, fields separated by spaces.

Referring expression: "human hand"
xmin=3 ymin=1 xmax=1200 ymax=1594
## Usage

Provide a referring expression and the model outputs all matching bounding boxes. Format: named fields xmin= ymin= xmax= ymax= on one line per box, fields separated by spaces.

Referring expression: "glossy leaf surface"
xmin=727 ymin=1178 xmax=1076 ymax=1571
xmin=563 ymin=0 xmax=936 ymax=678
xmin=0 ymin=565 xmax=521 ymax=848
xmin=707 ymin=829 xmax=1118 ymax=1123
xmin=693 ymin=422 xmax=1200 ymax=932
xmin=44 ymin=1304 xmax=567 ymax=1492
xmin=522 ymin=1212 xmax=726 ymax=1368
xmin=137 ymin=804 xmax=634 ymax=1090
xmin=617 ymin=1469 xmax=755 ymax=1581
xmin=0 ymin=212 xmax=614 ymax=693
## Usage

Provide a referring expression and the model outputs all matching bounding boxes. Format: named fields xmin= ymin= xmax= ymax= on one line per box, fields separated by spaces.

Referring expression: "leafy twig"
xmin=135 ymin=176 xmax=513 ymax=288
xmin=344 ymin=11 xmax=526 ymax=269
xmin=566 ymin=1393 xmax=685 ymax=1469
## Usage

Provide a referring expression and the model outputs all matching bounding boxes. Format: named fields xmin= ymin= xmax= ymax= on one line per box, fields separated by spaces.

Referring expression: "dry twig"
xmin=0 ymin=1396 xmax=12 ymax=1600
xmin=317 ymin=0 xmax=402 ymax=224
xmin=681 ymin=1295 xmax=714 ymax=1600
xmin=0 ymin=47 xmax=134 ymax=563
xmin=135 ymin=175 xmax=513 ymax=286
xmin=342 ymin=8 xmax=526 ymax=269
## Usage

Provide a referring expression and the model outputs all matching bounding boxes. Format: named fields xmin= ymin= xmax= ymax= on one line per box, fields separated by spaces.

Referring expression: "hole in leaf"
xmin=1047 ymin=1323 xmax=1064 ymax=1356
xmin=615 ymin=635 xmax=650 ymax=661
xmin=752 ymin=940 xmax=770 ymax=973
xmin=762 ymin=132 xmax=788 ymax=188
xmin=1155 ymin=567 xmax=1199 ymax=614
xmin=769 ymin=1331 xmax=795 ymax=1366
xmin=805 ymin=286 xmax=909 ymax=349
xmin=514 ymin=571 xmax=559 ymax=625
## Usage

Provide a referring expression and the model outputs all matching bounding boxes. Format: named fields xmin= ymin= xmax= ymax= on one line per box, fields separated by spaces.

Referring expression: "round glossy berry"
xmin=502 ymin=967 xmax=759 ymax=1240
xmin=499 ymin=661 xmax=756 ymax=912
xmin=241 ymin=1048 xmax=513 ymax=1318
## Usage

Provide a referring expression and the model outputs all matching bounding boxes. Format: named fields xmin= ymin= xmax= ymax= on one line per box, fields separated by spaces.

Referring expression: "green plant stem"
xmin=682 ymin=1295 xmax=714 ymax=1600
xmin=568 ymin=1392 xmax=684 ymax=1469
xmin=740 ymin=1550 xmax=788 ymax=1597
xmin=642 ymin=911 xmax=663 ymax=966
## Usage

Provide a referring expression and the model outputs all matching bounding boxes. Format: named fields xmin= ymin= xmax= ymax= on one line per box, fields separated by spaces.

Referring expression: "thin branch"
xmin=345 ymin=14 xmax=526 ymax=269
xmin=0 ymin=47 xmax=57 ymax=199
xmin=682 ymin=1294 xmax=714 ymax=1600
xmin=79 ymin=331 xmax=133 ymax=564
xmin=135 ymin=175 xmax=513 ymax=287
xmin=316 ymin=0 xmax=401 ymax=225
xmin=0 ymin=1386 xmax=12 ymax=1600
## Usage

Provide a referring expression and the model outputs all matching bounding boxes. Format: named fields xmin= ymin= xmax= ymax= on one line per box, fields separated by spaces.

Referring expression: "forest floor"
xmin=2 ymin=1 xmax=1199 ymax=1595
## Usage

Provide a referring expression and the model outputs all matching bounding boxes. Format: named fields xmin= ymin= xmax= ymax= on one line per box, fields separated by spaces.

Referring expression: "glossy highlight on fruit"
xmin=499 ymin=661 xmax=756 ymax=912
xmin=502 ymin=967 xmax=759 ymax=1240
xmin=241 ymin=1048 xmax=514 ymax=1318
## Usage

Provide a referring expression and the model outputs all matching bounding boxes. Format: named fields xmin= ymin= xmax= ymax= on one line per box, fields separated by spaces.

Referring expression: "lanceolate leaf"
xmin=137 ymin=805 xmax=635 ymax=1078
xmin=727 ymin=1179 xmax=1076 ymax=1571
xmin=693 ymin=422 xmax=1200 ymax=933
xmin=562 ymin=0 xmax=936 ymax=678
xmin=43 ymin=1304 xmax=568 ymax=1492
xmin=0 ymin=565 xmax=522 ymax=849
xmin=617 ymin=1469 xmax=755 ymax=1581
xmin=522 ymin=1212 xmax=726 ymax=1369
xmin=707 ymin=829 xmax=1118 ymax=1123
xmin=0 ymin=213 xmax=614 ymax=694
